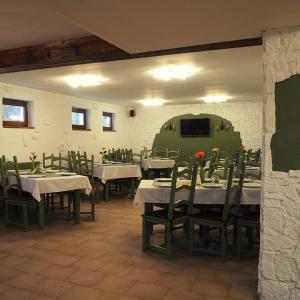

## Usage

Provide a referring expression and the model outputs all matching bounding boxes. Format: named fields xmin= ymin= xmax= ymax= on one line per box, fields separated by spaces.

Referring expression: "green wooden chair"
xmin=188 ymin=163 xmax=234 ymax=260
xmin=234 ymin=162 xmax=260 ymax=258
xmin=70 ymin=152 xmax=96 ymax=220
xmin=153 ymin=147 xmax=167 ymax=158
xmin=166 ymin=148 xmax=180 ymax=162
xmin=0 ymin=156 xmax=37 ymax=231
xmin=142 ymin=162 xmax=198 ymax=258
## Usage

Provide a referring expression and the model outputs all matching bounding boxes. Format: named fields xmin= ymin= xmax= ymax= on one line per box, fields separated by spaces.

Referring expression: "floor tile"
xmin=127 ymin=282 xmax=168 ymax=300
xmin=32 ymin=278 xmax=73 ymax=298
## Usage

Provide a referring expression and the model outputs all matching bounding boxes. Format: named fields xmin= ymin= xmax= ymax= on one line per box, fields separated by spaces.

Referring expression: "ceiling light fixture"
xmin=149 ymin=64 xmax=199 ymax=81
xmin=142 ymin=98 xmax=165 ymax=106
xmin=202 ymin=95 xmax=230 ymax=103
xmin=63 ymin=74 xmax=109 ymax=88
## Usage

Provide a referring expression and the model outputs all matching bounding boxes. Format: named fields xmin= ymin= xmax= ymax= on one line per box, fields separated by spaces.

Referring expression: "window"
xmin=102 ymin=112 xmax=114 ymax=131
xmin=72 ymin=108 xmax=87 ymax=130
xmin=2 ymin=98 xmax=29 ymax=128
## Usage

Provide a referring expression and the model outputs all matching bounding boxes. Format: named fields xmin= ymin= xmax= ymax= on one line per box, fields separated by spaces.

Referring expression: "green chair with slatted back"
xmin=213 ymin=156 xmax=230 ymax=180
xmin=73 ymin=152 xmax=96 ymax=220
xmin=1 ymin=156 xmax=37 ymax=231
xmin=142 ymin=162 xmax=198 ymax=258
xmin=234 ymin=162 xmax=260 ymax=258
xmin=188 ymin=162 xmax=234 ymax=260
xmin=43 ymin=153 xmax=53 ymax=169
xmin=166 ymin=148 xmax=179 ymax=162
xmin=153 ymin=147 xmax=166 ymax=158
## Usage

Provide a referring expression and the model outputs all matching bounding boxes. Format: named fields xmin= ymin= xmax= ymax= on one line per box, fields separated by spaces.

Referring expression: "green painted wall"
xmin=271 ymin=74 xmax=300 ymax=172
xmin=152 ymin=113 xmax=241 ymax=161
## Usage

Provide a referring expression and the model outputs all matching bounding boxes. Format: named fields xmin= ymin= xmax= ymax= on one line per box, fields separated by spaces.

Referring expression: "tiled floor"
xmin=0 ymin=198 xmax=258 ymax=300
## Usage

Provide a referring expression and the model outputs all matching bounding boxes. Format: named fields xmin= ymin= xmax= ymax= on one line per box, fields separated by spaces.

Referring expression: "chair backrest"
xmin=123 ymin=149 xmax=133 ymax=163
xmin=168 ymin=162 xmax=198 ymax=220
xmin=0 ymin=156 xmax=22 ymax=197
xmin=208 ymin=151 xmax=218 ymax=178
xmin=43 ymin=153 xmax=53 ymax=169
xmin=231 ymin=161 xmax=246 ymax=217
xmin=153 ymin=147 xmax=166 ymax=158
xmin=221 ymin=162 xmax=234 ymax=221
xmin=166 ymin=148 xmax=179 ymax=162
xmin=72 ymin=152 xmax=95 ymax=182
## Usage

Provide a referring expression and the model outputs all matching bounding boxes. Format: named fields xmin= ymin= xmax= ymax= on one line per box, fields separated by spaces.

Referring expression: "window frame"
xmin=102 ymin=112 xmax=114 ymax=131
xmin=72 ymin=107 xmax=87 ymax=130
xmin=2 ymin=98 xmax=29 ymax=128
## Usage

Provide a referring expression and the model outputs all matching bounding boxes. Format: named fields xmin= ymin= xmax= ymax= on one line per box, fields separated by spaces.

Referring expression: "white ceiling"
xmin=0 ymin=46 xmax=263 ymax=106
xmin=0 ymin=0 xmax=88 ymax=50
xmin=39 ymin=0 xmax=300 ymax=53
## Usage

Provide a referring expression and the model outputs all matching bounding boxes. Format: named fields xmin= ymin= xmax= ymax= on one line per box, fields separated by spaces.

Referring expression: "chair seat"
xmin=146 ymin=209 xmax=186 ymax=219
xmin=237 ymin=211 xmax=259 ymax=222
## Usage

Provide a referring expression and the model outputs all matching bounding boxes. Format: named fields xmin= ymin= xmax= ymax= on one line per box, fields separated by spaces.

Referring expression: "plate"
xmin=59 ymin=172 xmax=77 ymax=176
xmin=152 ymin=182 xmax=171 ymax=187
xmin=244 ymin=182 xmax=261 ymax=188
xmin=44 ymin=169 xmax=59 ymax=173
xmin=202 ymin=183 xmax=223 ymax=188
xmin=160 ymin=158 xmax=171 ymax=160
xmin=28 ymin=174 xmax=46 ymax=178
xmin=204 ymin=178 xmax=213 ymax=183
xmin=246 ymin=167 xmax=260 ymax=170
xmin=233 ymin=178 xmax=253 ymax=183
xmin=154 ymin=178 xmax=172 ymax=182
xmin=19 ymin=171 xmax=31 ymax=175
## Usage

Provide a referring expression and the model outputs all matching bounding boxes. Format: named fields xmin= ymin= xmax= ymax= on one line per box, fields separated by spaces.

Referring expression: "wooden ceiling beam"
xmin=0 ymin=36 xmax=262 ymax=74
xmin=0 ymin=36 xmax=128 ymax=73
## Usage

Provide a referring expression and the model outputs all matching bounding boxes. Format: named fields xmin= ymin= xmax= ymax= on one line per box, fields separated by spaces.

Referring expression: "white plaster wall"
xmin=0 ymin=82 xmax=131 ymax=161
xmin=259 ymin=26 xmax=300 ymax=300
xmin=129 ymin=102 xmax=263 ymax=152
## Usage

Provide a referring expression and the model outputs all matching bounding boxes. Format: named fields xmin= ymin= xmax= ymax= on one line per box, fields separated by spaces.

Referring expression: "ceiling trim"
xmin=0 ymin=36 xmax=262 ymax=74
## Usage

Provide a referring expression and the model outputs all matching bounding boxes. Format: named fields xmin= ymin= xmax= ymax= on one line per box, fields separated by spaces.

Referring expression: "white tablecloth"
xmin=142 ymin=159 xmax=175 ymax=171
xmin=133 ymin=180 xmax=261 ymax=208
xmin=215 ymin=166 xmax=261 ymax=178
xmin=94 ymin=164 xmax=142 ymax=183
xmin=14 ymin=175 xmax=92 ymax=202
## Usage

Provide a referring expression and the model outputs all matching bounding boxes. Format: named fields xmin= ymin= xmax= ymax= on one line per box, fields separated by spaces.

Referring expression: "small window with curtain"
xmin=2 ymin=98 xmax=29 ymax=128
xmin=72 ymin=107 xmax=87 ymax=130
xmin=102 ymin=112 xmax=114 ymax=131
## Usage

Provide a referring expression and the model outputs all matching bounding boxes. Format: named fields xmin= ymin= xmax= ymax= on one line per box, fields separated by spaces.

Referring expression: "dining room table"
xmin=10 ymin=171 xmax=92 ymax=228
xmin=133 ymin=179 xmax=261 ymax=209
xmin=93 ymin=162 xmax=142 ymax=200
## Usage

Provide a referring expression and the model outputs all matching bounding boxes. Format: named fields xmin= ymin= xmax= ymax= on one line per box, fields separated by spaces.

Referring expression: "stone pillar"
xmin=259 ymin=27 xmax=300 ymax=299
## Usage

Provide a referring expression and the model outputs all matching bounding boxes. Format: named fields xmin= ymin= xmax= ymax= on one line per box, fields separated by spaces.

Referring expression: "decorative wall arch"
xmin=152 ymin=113 xmax=241 ymax=161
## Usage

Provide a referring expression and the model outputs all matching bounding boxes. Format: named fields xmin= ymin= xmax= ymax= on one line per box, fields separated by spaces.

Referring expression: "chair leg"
xmin=5 ymin=201 xmax=10 ymax=225
xmin=188 ymin=221 xmax=194 ymax=255
xmin=236 ymin=222 xmax=242 ymax=259
xmin=165 ymin=223 xmax=172 ymax=258
xmin=22 ymin=205 xmax=29 ymax=231
xmin=142 ymin=217 xmax=149 ymax=252
xmin=247 ymin=227 xmax=253 ymax=249
xmin=221 ymin=226 xmax=226 ymax=261
xmin=91 ymin=196 xmax=96 ymax=221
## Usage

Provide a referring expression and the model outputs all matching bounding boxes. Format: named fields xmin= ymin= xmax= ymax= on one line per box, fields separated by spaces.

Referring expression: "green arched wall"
xmin=272 ymin=74 xmax=300 ymax=172
xmin=152 ymin=113 xmax=241 ymax=161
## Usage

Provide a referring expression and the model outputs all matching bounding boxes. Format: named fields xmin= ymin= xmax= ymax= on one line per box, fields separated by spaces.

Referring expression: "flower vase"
xmin=200 ymin=167 xmax=205 ymax=184
xmin=31 ymin=161 xmax=36 ymax=173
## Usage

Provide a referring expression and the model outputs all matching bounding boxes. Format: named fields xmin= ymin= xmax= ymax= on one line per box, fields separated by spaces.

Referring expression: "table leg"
xmin=130 ymin=178 xmax=135 ymax=199
xmin=104 ymin=181 xmax=109 ymax=201
xmin=74 ymin=189 xmax=80 ymax=224
xmin=38 ymin=195 xmax=45 ymax=230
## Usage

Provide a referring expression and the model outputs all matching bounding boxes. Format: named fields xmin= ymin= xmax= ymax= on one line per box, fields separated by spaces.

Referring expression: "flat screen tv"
xmin=180 ymin=118 xmax=210 ymax=137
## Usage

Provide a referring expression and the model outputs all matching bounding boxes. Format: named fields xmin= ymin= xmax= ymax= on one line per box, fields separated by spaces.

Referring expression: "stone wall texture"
xmin=129 ymin=101 xmax=263 ymax=152
xmin=259 ymin=26 xmax=300 ymax=300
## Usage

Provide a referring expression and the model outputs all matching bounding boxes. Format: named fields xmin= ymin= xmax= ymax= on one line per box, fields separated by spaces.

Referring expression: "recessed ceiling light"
xmin=141 ymin=98 xmax=165 ymax=106
xmin=63 ymin=74 xmax=109 ymax=88
xmin=201 ymin=95 xmax=230 ymax=103
xmin=149 ymin=64 xmax=200 ymax=81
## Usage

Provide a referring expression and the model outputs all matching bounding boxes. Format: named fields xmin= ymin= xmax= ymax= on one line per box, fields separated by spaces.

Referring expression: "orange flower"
xmin=101 ymin=147 xmax=106 ymax=151
xmin=195 ymin=151 xmax=205 ymax=159
xmin=30 ymin=151 xmax=36 ymax=155
xmin=240 ymin=144 xmax=245 ymax=151
xmin=212 ymin=148 xmax=219 ymax=152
